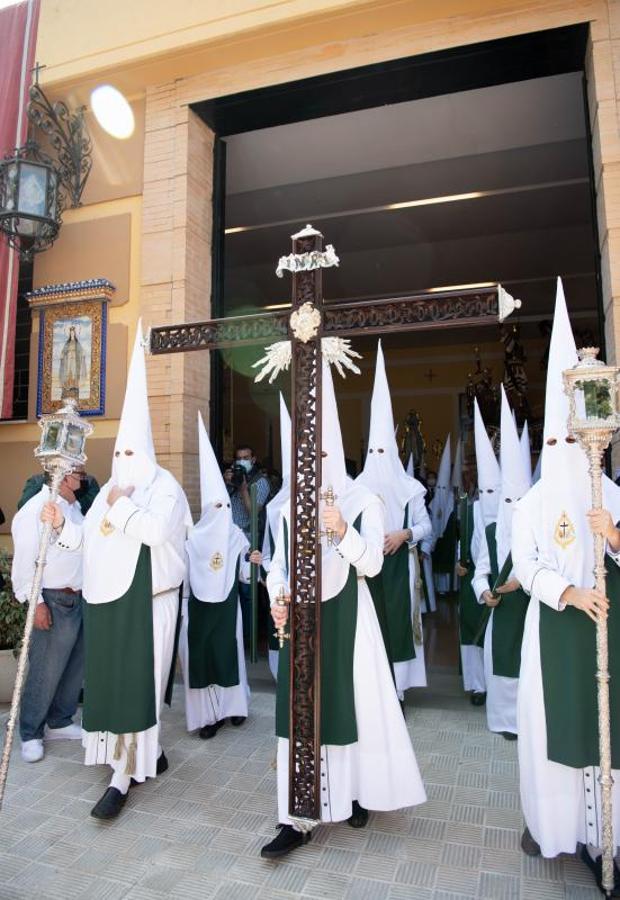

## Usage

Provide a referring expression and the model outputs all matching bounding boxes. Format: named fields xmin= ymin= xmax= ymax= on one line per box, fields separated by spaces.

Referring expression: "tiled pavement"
xmin=0 ymin=664 xmax=601 ymax=899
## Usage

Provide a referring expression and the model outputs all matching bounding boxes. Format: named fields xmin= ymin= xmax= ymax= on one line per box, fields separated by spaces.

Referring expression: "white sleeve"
xmin=333 ymin=499 xmax=384 ymax=579
xmin=266 ymin=513 xmax=290 ymax=604
xmin=511 ymin=503 xmax=570 ymax=611
xmin=10 ymin=508 xmax=45 ymax=604
xmin=472 ymin=530 xmax=492 ymax=603
xmin=407 ymin=493 xmax=432 ymax=547
xmin=105 ymin=492 xmax=181 ymax=548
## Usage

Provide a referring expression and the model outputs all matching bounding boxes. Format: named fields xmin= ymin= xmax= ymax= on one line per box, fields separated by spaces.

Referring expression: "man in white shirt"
xmin=11 ymin=470 xmax=85 ymax=763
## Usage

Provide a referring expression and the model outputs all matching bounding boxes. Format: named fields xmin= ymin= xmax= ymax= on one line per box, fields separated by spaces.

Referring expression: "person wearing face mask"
xmin=472 ymin=389 xmax=531 ymax=738
xmin=179 ymin=412 xmax=250 ymax=739
xmin=512 ymin=281 xmax=620 ymax=894
xmin=18 ymin=466 xmax=100 ymax=516
xmin=224 ymin=445 xmax=271 ymax=645
xmin=261 ymin=362 xmax=426 ymax=860
xmin=356 ymin=341 xmax=431 ymax=702
xmin=41 ymin=324 xmax=192 ymax=820
xmin=11 ymin=469 xmax=85 ymax=763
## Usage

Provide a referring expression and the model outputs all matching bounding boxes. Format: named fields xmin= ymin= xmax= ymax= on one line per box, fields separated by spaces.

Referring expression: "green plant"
xmin=0 ymin=550 xmax=26 ymax=652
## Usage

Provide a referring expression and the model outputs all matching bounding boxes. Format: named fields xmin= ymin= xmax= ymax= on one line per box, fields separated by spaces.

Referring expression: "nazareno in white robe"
xmin=512 ymin=482 xmax=620 ymax=856
xmin=178 ymin=548 xmax=250 ymax=731
xmin=267 ymin=496 xmax=427 ymax=826
xmin=472 ymin=519 xmax=518 ymax=735
xmin=393 ymin=493 xmax=431 ymax=694
xmin=459 ymin=501 xmax=486 ymax=695
xmin=59 ymin=471 xmax=190 ymax=783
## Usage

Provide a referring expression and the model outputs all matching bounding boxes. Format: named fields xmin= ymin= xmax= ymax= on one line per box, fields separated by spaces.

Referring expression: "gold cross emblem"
xmin=210 ymin=552 xmax=224 ymax=571
xmin=554 ymin=511 xmax=576 ymax=549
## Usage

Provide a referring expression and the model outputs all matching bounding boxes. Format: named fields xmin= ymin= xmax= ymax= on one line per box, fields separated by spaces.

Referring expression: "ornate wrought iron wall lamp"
xmin=0 ymin=64 xmax=92 ymax=260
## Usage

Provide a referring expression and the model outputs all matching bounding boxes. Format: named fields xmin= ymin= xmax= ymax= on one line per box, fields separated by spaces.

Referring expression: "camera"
xmin=231 ymin=463 xmax=247 ymax=488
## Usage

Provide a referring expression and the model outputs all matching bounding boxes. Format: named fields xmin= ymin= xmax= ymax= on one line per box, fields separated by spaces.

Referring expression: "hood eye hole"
xmin=565 ymin=436 xmax=576 ymax=444
xmin=369 ymin=449 xmax=374 ymax=454
xmin=505 ymin=498 xmax=512 ymax=503
xmin=227 ymin=503 xmax=230 ymax=508
xmin=377 ymin=448 xmax=384 ymax=454
xmin=546 ymin=438 xmax=557 ymax=446
xmin=321 ymin=451 xmax=328 ymax=458
xmin=114 ymin=451 xmax=120 ymax=457
xmin=486 ymin=489 xmax=494 ymax=493
xmin=125 ymin=449 xmax=134 ymax=456
xmin=215 ymin=502 xmax=222 ymax=508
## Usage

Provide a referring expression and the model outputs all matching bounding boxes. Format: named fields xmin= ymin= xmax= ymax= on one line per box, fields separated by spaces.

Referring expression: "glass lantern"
xmin=562 ymin=347 xmax=620 ymax=440
xmin=35 ymin=397 xmax=93 ymax=475
xmin=0 ymin=145 xmax=61 ymax=258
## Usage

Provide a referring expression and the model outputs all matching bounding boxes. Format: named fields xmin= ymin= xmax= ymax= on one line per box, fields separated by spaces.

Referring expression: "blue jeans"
xmin=20 ymin=589 xmax=84 ymax=742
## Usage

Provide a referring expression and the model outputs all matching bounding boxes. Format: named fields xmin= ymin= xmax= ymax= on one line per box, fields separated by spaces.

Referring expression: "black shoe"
xmin=90 ymin=787 xmax=128 ymax=820
xmin=470 ymin=691 xmax=487 ymax=706
xmin=347 ymin=800 xmax=369 ymax=829
xmin=579 ymin=844 xmax=620 ymax=896
xmin=500 ymin=731 xmax=518 ymax=741
xmin=200 ymin=721 xmax=223 ymax=740
xmin=230 ymin=716 xmax=246 ymax=727
xmin=260 ymin=824 xmax=311 ymax=859
xmin=156 ymin=751 xmax=168 ymax=775
xmin=521 ymin=827 xmax=541 ymax=857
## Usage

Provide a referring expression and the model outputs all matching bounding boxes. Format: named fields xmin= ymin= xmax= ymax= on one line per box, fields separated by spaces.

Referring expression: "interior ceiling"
xmin=222 ymin=71 xmax=598 ymax=326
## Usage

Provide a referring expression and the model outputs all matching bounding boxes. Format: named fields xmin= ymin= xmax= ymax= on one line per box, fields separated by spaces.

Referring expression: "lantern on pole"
xmin=563 ymin=347 xmax=620 ymax=896
xmin=0 ymin=398 xmax=93 ymax=810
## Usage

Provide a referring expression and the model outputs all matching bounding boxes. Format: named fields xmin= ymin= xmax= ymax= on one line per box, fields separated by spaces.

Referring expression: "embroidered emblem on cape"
xmin=210 ymin=552 xmax=224 ymax=571
xmin=100 ymin=517 xmax=114 ymax=536
xmin=554 ymin=511 xmax=576 ymax=549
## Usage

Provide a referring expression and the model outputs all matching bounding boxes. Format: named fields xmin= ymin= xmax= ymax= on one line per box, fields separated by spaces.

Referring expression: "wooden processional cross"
xmin=150 ymin=225 xmax=518 ymax=822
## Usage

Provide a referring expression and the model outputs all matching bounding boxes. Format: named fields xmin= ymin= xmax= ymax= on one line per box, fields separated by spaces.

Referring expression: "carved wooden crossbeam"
xmin=149 ymin=286 xmax=501 ymax=354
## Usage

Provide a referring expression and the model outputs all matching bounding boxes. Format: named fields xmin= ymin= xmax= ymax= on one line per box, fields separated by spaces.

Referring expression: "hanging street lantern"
xmin=563 ymin=346 xmax=620 ymax=897
xmin=0 ymin=68 xmax=92 ymax=260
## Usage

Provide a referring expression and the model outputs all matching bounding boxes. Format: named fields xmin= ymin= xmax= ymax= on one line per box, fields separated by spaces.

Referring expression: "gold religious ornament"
xmin=563 ymin=347 xmax=620 ymax=896
xmin=274 ymin=587 xmax=290 ymax=648
xmin=319 ymin=485 xmax=338 ymax=545
xmin=553 ymin=511 xmax=576 ymax=549
xmin=210 ymin=552 xmax=224 ymax=571
xmin=100 ymin=517 xmax=114 ymax=537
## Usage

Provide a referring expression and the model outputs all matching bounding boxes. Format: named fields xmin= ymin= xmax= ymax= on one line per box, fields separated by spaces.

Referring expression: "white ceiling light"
xmin=90 ymin=85 xmax=134 ymax=139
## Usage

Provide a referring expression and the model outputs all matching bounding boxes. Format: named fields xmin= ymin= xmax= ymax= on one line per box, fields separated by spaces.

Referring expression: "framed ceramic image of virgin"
xmin=36 ymin=297 xmax=107 ymax=416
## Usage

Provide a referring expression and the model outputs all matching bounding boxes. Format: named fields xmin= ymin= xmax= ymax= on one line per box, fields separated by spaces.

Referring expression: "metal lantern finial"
xmin=563 ymin=347 xmax=620 ymax=445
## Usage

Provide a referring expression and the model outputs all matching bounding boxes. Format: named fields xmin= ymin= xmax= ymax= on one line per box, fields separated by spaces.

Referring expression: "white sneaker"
xmin=44 ymin=722 xmax=82 ymax=741
xmin=21 ymin=739 xmax=44 ymax=763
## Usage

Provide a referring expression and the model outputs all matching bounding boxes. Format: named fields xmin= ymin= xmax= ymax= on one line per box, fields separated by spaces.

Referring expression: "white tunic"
xmin=459 ymin=502 xmax=486 ymax=694
xmin=513 ymin=485 xmax=620 ymax=856
xmin=472 ymin=522 xmax=517 ymax=735
xmin=11 ymin=486 xmax=83 ymax=603
xmin=268 ymin=499 xmax=427 ymax=825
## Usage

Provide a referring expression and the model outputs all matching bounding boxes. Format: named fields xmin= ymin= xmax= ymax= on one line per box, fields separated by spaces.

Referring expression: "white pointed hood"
xmin=112 ymin=322 xmax=157 ymax=494
xmin=187 ymin=412 xmax=248 ymax=603
xmin=265 ymin=393 xmax=292 ymax=548
xmin=536 ymin=278 xmax=608 ymax=587
xmin=80 ymin=322 xmax=192 ymax=605
xmin=451 ymin=436 xmax=463 ymax=493
xmin=357 ymin=341 xmax=425 ymax=530
xmin=429 ymin=433 xmax=453 ymax=540
xmin=520 ymin=420 xmax=532 ymax=483
xmin=322 ymin=361 xmax=377 ymax=601
xmin=474 ymin=398 xmax=501 ymax=527
xmin=496 ymin=386 xmax=532 ymax=568
xmin=406 ymin=453 xmax=414 ymax=477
